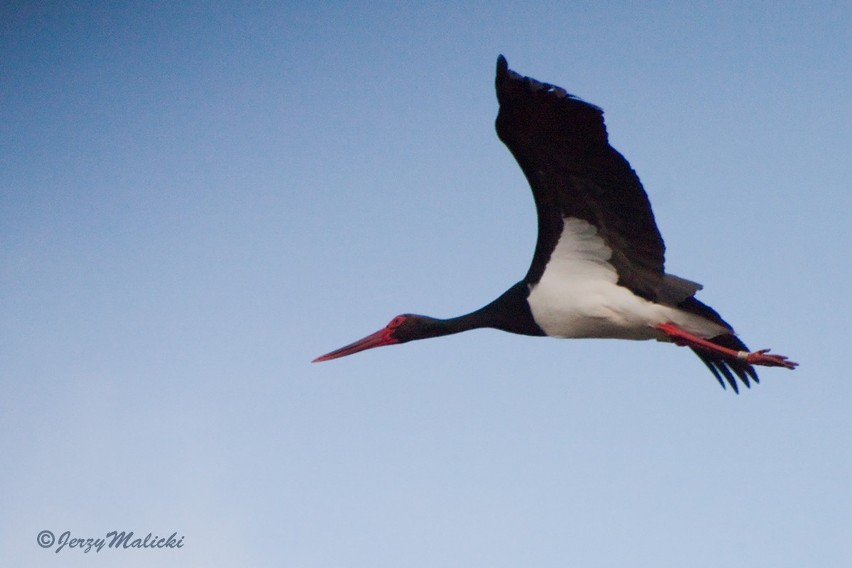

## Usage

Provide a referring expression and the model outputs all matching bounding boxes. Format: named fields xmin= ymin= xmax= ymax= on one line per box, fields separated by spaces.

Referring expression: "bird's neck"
xmin=435 ymin=281 xmax=544 ymax=337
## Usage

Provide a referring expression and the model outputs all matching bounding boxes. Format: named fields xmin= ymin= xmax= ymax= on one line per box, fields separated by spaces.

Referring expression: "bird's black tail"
xmin=677 ymin=297 xmax=759 ymax=393
xmin=690 ymin=334 xmax=759 ymax=393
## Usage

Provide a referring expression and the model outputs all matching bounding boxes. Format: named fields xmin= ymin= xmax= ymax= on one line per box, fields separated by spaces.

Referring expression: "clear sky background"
xmin=2 ymin=2 xmax=850 ymax=567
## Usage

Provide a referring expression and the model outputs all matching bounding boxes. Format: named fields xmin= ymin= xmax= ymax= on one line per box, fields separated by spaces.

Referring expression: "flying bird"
xmin=314 ymin=55 xmax=797 ymax=392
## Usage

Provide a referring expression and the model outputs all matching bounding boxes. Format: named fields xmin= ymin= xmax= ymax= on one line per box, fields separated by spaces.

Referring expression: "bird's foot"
xmin=657 ymin=322 xmax=798 ymax=370
xmin=740 ymin=349 xmax=798 ymax=369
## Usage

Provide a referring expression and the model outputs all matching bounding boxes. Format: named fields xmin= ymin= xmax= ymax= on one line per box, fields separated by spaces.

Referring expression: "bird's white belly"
xmin=529 ymin=278 xmax=675 ymax=339
xmin=526 ymin=217 xmax=729 ymax=340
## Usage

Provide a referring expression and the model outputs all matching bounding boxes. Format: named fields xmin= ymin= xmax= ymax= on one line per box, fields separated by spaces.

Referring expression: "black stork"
xmin=314 ymin=55 xmax=797 ymax=392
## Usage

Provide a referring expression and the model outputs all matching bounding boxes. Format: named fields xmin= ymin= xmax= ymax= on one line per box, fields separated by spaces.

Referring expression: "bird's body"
xmin=524 ymin=217 xmax=728 ymax=341
xmin=314 ymin=56 xmax=797 ymax=392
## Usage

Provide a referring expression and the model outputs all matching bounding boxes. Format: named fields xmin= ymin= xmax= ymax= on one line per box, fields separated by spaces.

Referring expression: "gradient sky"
xmin=2 ymin=2 xmax=850 ymax=567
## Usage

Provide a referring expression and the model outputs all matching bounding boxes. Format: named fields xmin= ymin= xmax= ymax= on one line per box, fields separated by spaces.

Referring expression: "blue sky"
xmin=1 ymin=2 xmax=850 ymax=566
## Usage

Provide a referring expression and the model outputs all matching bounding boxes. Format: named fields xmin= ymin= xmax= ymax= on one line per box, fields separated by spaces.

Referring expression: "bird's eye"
xmin=388 ymin=315 xmax=406 ymax=329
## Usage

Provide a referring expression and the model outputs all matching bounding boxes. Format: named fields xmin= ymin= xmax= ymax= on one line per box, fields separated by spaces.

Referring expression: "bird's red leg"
xmin=656 ymin=323 xmax=798 ymax=369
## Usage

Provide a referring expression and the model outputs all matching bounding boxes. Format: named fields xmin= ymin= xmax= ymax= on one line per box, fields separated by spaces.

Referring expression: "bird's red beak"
xmin=312 ymin=327 xmax=399 ymax=363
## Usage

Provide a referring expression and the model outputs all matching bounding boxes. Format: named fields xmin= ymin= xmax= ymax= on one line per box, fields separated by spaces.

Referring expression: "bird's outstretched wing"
xmin=494 ymin=56 xmax=764 ymax=390
xmin=494 ymin=55 xmax=666 ymax=301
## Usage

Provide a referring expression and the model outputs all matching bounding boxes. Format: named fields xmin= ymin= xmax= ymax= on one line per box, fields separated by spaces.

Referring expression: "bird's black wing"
xmin=495 ymin=56 xmax=761 ymax=391
xmin=495 ymin=55 xmax=665 ymax=301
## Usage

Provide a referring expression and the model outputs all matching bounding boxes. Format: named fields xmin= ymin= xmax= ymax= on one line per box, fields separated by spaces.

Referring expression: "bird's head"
xmin=312 ymin=314 xmax=442 ymax=363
